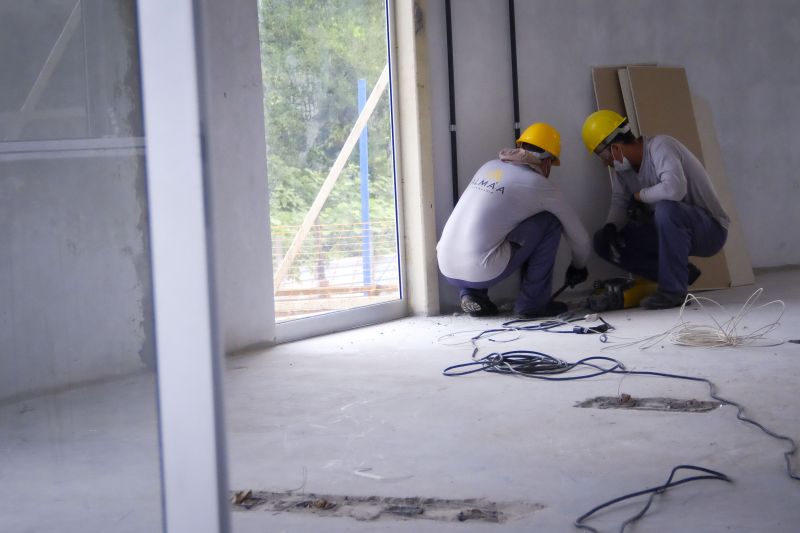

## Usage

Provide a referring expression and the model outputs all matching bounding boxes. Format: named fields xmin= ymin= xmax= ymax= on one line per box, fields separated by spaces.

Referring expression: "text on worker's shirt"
xmin=469 ymin=168 xmax=505 ymax=195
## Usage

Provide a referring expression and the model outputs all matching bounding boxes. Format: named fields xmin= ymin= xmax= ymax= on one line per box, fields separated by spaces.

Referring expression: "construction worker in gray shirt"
xmin=581 ymin=110 xmax=729 ymax=309
xmin=437 ymin=123 xmax=591 ymax=318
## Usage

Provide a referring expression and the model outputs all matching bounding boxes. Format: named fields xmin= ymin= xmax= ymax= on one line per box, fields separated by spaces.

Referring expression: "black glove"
xmin=565 ymin=264 xmax=589 ymax=288
xmin=602 ymin=223 xmax=625 ymax=263
xmin=626 ymin=196 xmax=650 ymax=225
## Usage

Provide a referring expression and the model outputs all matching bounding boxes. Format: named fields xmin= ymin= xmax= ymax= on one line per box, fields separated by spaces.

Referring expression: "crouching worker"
xmin=436 ymin=123 xmax=591 ymax=318
xmin=581 ymin=110 xmax=729 ymax=309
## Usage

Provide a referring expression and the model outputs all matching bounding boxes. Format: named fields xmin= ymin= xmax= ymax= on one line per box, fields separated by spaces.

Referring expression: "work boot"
xmin=460 ymin=294 xmax=498 ymax=317
xmin=640 ymin=290 xmax=687 ymax=310
xmin=516 ymin=300 xmax=568 ymax=319
xmin=688 ymin=262 xmax=702 ymax=286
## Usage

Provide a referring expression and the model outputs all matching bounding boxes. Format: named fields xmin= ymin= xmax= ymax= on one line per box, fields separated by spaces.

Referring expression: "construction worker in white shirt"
xmin=437 ymin=123 xmax=591 ymax=318
xmin=581 ymin=110 xmax=729 ymax=309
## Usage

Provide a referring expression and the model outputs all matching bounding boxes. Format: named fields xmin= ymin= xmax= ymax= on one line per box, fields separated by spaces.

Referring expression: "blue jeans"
xmin=594 ymin=200 xmax=727 ymax=293
xmin=443 ymin=212 xmax=562 ymax=314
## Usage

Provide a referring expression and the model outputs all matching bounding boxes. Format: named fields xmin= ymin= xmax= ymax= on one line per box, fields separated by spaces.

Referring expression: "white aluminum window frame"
xmin=273 ymin=0 xmax=409 ymax=344
xmin=136 ymin=1 xmax=230 ymax=532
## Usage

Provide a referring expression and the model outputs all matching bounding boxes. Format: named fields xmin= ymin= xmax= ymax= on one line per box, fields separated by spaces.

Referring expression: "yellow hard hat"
xmin=581 ymin=110 xmax=627 ymax=153
xmin=516 ymin=122 xmax=561 ymax=165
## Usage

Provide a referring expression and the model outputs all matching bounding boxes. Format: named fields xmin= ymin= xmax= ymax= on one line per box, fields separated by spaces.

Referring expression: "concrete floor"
xmin=2 ymin=268 xmax=800 ymax=532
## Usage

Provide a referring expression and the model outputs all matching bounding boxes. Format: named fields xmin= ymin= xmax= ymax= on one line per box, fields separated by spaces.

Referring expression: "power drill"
xmin=588 ymin=277 xmax=657 ymax=312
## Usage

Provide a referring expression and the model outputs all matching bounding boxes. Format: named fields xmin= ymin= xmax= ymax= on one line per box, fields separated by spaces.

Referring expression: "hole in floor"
xmin=231 ymin=491 xmax=545 ymax=523
xmin=575 ymin=394 xmax=721 ymax=413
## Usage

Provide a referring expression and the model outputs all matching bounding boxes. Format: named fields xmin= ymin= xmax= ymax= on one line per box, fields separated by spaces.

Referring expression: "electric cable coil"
xmin=442 ymin=346 xmax=799 ymax=530
xmin=439 ymin=288 xmax=794 ymax=530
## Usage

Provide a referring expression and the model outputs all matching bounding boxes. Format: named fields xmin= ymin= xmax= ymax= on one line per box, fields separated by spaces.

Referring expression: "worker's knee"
xmin=532 ymin=210 xmax=561 ymax=232
xmin=653 ymin=200 xmax=683 ymax=227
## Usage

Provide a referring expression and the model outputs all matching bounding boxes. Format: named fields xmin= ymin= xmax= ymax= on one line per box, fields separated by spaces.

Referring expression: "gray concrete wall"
xmin=428 ymin=0 xmax=800 ymax=311
xmin=201 ymin=0 xmax=276 ymax=352
xmin=0 ymin=1 xmax=153 ymax=399
xmin=0 ymin=156 xmax=152 ymax=399
xmin=1 ymin=0 xmax=278 ymax=401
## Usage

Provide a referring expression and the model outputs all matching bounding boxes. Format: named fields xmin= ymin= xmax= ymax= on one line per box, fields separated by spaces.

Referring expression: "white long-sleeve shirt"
xmin=606 ymin=135 xmax=730 ymax=230
xmin=437 ymin=159 xmax=590 ymax=282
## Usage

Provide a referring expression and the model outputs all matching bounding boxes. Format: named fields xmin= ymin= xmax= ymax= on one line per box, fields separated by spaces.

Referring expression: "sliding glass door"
xmin=258 ymin=0 xmax=404 ymax=340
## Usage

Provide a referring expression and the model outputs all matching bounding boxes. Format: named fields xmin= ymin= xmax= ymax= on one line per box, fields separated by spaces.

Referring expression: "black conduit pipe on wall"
xmin=444 ymin=0 xmax=459 ymax=204
xmin=447 ymin=1 xmax=521 ymax=202
xmin=508 ymin=0 xmax=521 ymax=141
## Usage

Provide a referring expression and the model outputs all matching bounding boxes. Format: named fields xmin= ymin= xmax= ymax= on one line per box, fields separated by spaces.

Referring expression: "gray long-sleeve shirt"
xmin=607 ymin=135 xmax=730 ymax=230
xmin=437 ymin=159 xmax=590 ymax=282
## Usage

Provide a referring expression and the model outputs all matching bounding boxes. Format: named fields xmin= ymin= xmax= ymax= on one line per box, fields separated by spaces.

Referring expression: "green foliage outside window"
xmin=259 ymin=0 xmax=395 ymax=256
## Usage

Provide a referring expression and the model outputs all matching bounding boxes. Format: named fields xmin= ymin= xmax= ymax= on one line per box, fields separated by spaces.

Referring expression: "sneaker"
xmin=640 ymin=290 xmax=687 ymax=310
xmin=517 ymin=300 xmax=568 ymax=319
xmin=688 ymin=263 xmax=702 ymax=286
xmin=460 ymin=294 xmax=499 ymax=317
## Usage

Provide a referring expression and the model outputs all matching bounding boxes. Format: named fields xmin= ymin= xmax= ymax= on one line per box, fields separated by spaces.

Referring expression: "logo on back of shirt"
xmin=469 ymin=168 xmax=505 ymax=195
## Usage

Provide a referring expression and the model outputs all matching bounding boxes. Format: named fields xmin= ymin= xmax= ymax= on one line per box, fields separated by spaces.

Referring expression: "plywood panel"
xmin=617 ymin=68 xmax=640 ymax=137
xmin=626 ymin=66 xmax=704 ymax=164
xmin=692 ymin=93 xmax=755 ymax=287
xmin=592 ymin=66 xmax=627 ymax=113
xmin=592 ymin=64 xmax=657 ymax=116
xmin=592 ymin=66 xmax=629 ymax=203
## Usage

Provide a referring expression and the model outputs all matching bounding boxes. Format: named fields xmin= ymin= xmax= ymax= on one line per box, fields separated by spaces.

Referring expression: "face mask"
xmin=613 ymin=156 xmax=633 ymax=173
xmin=611 ymin=146 xmax=633 ymax=172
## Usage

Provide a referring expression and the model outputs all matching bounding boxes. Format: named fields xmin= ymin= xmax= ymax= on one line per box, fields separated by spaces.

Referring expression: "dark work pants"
xmin=594 ymin=200 xmax=727 ymax=294
xmin=444 ymin=211 xmax=562 ymax=314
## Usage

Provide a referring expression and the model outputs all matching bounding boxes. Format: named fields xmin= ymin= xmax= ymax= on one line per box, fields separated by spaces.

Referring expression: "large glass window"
xmin=0 ymin=2 xmax=161 ymax=531
xmin=258 ymin=0 xmax=401 ymax=322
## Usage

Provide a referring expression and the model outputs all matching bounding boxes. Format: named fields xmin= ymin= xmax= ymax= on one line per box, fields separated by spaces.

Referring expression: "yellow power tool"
xmin=588 ymin=278 xmax=658 ymax=311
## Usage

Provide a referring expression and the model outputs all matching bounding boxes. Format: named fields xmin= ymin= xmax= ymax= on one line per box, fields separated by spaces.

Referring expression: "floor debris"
xmin=230 ymin=490 xmax=544 ymax=523
xmin=576 ymin=395 xmax=721 ymax=413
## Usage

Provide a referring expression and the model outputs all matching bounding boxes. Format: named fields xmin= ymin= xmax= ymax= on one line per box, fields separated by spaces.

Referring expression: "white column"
xmin=135 ymin=1 xmax=230 ymax=532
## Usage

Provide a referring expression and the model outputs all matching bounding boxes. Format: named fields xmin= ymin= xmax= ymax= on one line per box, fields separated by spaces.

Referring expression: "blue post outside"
xmin=358 ymin=78 xmax=372 ymax=286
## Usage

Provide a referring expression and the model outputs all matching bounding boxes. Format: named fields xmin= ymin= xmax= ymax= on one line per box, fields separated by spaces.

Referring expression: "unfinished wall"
xmin=0 ymin=1 xmax=153 ymax=399
xmin=427 ymin=0 xmax=520 ymax=310
xmin=0 ymin=0 xmax=277 ymax=402
xmin=428 ymin=0 xmax=800 ymax=311
xmin=201 ymin=0 xmax=276 ymax=351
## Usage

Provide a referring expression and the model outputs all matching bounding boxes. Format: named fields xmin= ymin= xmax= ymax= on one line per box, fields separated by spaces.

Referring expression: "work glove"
xmin=565 ymin=264 xmax=589 ymax=288
xmin=626 ymin=197 xmax=650 ymax=226
xmin=602 ymin=223 xmax=625 ymax=263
